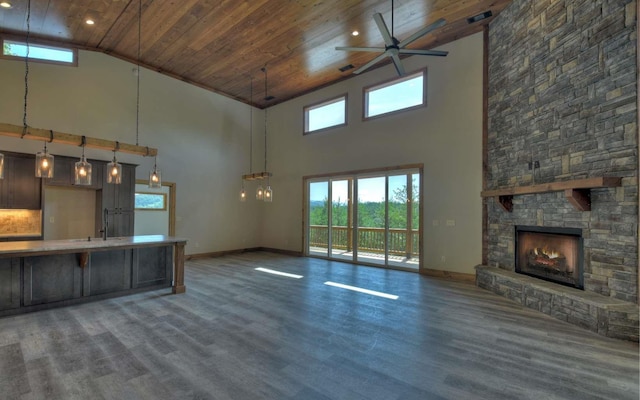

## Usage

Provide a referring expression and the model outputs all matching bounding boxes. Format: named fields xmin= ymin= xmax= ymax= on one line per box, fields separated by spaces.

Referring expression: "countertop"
xmin=0 ymin=235 xmax=188 ymax=257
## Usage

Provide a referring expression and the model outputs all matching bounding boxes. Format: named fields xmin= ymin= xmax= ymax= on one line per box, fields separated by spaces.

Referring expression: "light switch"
xmin=49 ymin=216 xmax=55 ymax=223
xmin=446 ymin=219 xmax=455 ymax=226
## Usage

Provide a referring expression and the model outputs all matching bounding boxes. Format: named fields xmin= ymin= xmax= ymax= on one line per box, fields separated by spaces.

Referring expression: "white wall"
xmin=0 ymin=32 xmax=483 ymax=273
xmin=260 ymin=33 xmax=484 ymax=274
xmin=43 ymin=186 xmax=96 ymax=240
xmin=134 ymin=183 xmax=170 ymax=236
xmin=0 ymin=50 xmax=262 ymax=254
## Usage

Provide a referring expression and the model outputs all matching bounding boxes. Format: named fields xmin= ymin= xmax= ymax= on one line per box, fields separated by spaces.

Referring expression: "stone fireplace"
xmin=478 ymin=0 xmax=638 ymax=341
xmin=515 ymin=226 xmax=583 ymax=290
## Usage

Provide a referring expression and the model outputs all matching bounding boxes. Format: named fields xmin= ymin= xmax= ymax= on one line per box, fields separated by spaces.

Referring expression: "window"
xmin=364 ymin=69 xmax=426 ymax=119
xmin=304 ymin=94 xmax=347 ymax=134
xmin=135 ymin=192 xmax=167 ymax=211
xmin=1 ymin=38 xmax=76 ymax=65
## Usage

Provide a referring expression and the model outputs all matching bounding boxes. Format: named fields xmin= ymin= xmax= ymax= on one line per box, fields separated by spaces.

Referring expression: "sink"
xmin=66 ymin=237 xmax=125 ymax=242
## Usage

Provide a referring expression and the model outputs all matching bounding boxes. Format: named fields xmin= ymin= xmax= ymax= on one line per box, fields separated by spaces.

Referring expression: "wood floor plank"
xmin=0 ymin=251 xmax=635 ymax=399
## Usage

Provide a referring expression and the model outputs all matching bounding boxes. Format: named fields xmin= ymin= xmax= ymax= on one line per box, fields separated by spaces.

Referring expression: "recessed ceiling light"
xmin=351 ymin=30 xmax=359 ymax=36
xmin=85 ymin=19 xmax=95 ymax=25
xmin=0 ymin=2 xmax=12 ymax=9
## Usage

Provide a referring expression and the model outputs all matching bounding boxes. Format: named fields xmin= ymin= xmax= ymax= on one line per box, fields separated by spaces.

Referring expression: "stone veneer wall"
xmin=487 ymin=0 xmax=638 ymax=302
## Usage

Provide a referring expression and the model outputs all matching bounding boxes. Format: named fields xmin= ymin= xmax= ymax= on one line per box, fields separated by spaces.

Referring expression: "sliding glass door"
xmin=305 ymin=167 xmax=421 ymax=270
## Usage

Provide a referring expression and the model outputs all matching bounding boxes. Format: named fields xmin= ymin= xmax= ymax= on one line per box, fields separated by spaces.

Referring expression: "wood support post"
xmin=172 ymin=241 xmax=186 ymax=294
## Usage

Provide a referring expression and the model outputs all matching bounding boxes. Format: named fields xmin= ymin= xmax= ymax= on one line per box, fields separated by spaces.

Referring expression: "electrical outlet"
xmin=446 ymin=219 xmax=455 ymax=227
xmin=441 ymin=256 xmax=446 ymax=263
xmin=49 ymin=216 xmax=54 ymax=223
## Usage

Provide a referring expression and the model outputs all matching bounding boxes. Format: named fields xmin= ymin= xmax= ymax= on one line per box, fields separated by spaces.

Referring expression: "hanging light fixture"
xmin=21 ymin=0 xmax=55 ymax=179
xmin=74 ymin=135 xmax=92 ymax=185
xmin=240 ymin=76 xmax=253 ymax=202
xmin=261 ymin=66 xmax=273 ymax=203
xmin=35 ymin=132 xmax=54 ymax=179
xmin=107 ymin=145 xmax=122 ymax=184
xmin=240 ymin=67 xmax=273 ymax=200
xmin=149 ymin=156 xmax=161 ymax=188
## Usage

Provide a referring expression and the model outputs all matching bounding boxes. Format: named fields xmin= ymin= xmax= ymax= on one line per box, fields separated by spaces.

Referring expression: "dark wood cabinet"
xmin=0 ymin=258 xmax=20 ymax=311
xmin=0 ymin=152 xmax=42 ymax=210
xmin=101 ymin=163 xmax=136 ymax=237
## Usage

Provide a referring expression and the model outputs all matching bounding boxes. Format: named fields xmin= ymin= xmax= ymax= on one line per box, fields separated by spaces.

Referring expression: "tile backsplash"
xmin=0 ymin=209 xmax=42 ymax=237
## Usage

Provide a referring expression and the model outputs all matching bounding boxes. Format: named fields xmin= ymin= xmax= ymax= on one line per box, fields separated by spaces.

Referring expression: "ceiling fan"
xmin=336 ymin=1 xmax=448 ymax=76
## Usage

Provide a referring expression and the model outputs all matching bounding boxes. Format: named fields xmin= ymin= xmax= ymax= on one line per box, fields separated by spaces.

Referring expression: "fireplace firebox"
xmin=515 ymin=226 xmax=583 ymax=289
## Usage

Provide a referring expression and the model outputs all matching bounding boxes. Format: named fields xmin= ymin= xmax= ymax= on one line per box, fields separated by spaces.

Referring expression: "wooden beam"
xmin=0 ymin=123 xmax=157 ymax=157
xmin=565 ymin=189 xmax=591 ymax=211
xmin=481 ymin=177 xmax=622 ymax=197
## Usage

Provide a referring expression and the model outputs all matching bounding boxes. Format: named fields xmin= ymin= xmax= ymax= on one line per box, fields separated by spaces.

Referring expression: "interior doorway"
xmin=134 ymin=180 xmax=176 ymax=236
xmin=305 ymin=165 xmax=422 ymax=271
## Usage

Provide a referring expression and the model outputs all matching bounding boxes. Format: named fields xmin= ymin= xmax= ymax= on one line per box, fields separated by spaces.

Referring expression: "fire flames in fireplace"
xmin=515 ymin=226 xmax=583 ymax=289
xmin=529 ymin=247 xmax=568 ymax=271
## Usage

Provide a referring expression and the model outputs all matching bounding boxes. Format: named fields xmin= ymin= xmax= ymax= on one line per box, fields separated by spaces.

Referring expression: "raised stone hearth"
xmin=476 ymin=266 xmax=639 ymax=341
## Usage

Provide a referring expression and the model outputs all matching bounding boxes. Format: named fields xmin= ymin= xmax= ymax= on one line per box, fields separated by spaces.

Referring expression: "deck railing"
xmin=309 ymin=225 xmax=419 ymax=257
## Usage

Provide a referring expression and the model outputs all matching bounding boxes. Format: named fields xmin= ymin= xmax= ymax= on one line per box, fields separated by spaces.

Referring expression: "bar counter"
xmin=0 ymin=235 xmax=187 ymax=316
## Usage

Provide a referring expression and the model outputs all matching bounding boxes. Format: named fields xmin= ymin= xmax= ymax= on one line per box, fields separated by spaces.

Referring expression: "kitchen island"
xmin=0 ymin=235 xmax=187 ymax=316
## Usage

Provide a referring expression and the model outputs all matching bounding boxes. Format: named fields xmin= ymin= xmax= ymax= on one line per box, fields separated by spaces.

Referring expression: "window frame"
xmin=303 ymin=93 xmax=348 ymax=135
xmin=135 ymin=192 xmax=168 ymax=211
xmin=362 ymin=69 xmax=427 ymax=121
xmin=1 ymin=36 xmax=78 ymax=66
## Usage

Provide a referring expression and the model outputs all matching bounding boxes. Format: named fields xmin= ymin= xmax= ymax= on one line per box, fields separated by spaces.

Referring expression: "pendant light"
xmin=149 ymin=156 xmax=161 ymax=188
xmin=22 ymin=0 xmax=55 ymax=179
xmin=107 ymin=147 xmax=122 ymax=184
xmin=261 ymin=67 xmax=273 ymax=203
xmin=35 ymin=133 xmax=54 ymax=179
xmin=74 ymin=136 xmax=92 ymax=185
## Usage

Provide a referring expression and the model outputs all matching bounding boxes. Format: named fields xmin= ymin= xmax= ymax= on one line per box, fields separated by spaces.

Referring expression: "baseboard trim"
xmin=420 ymin=268 xmax=476 ymax=283
xmin=186 ymin=247 xmax=261 ymax=260
xmin=185 ymin=247 xmax=302 ymax=260
xmin=256 ymin=247 xmax=303 ymax=257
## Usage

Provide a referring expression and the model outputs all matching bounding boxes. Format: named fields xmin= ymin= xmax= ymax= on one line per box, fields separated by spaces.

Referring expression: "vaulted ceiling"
xmin=0 ymin=0 xmax=512 ymax=108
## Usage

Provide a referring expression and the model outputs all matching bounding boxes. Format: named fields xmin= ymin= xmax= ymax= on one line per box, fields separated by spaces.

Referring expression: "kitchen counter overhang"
xmin=0 ymin=235 xmax=187 ymax=316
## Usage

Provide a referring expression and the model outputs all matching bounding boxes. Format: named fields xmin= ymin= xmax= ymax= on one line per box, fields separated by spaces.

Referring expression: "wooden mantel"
xmin=481 ymin=177 xmax=622 ymax=212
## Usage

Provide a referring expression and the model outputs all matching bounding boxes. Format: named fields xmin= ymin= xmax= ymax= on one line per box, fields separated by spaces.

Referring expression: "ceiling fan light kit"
xmin=336 ymin=0 xmax=448 ymax=76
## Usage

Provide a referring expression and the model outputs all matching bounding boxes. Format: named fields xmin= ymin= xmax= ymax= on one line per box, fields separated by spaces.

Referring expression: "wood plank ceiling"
xmin=0 ymin=0 xmax=512 ymax=108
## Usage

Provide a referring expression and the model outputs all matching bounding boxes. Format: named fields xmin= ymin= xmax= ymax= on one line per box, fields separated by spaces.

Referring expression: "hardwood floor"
xmin=0 ymin=251 xmax=638 ymax=399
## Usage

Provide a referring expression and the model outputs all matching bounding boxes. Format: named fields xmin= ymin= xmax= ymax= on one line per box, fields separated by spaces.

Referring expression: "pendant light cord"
xmin=22 ymin=0 xmax=31 ymax=137
xmin=249 ymin=77 xmax=253 ymax=174
xmin=262 ymin=67 xmax=268 ymax=172
xmin=135 ymin=0 xmax=142 ymax=146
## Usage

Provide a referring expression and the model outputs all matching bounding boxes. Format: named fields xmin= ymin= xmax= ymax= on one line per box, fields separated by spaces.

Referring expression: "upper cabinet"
xmin=0 ymin=152 xmax=42 ymax=210
xmin=102 ymin=163 xmax=136 ymax=237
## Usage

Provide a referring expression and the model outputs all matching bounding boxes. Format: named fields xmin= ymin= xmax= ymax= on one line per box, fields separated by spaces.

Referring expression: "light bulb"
xmin=41 ymin=159 xmax=49 ymax=169
xmin=111 ymin=167 xmax=119 ymax=176
xmin=79 ymin=167 xmax=87 ymax=177
xmin=151 ymin=173 xmax=159 ymax=182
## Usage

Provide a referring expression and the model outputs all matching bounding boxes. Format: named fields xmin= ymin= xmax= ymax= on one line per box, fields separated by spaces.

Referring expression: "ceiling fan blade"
xmin=398 ymin=49 xmax=448 ymax=56
xmin=335 ymin=46 xmax=386 ymax=53
xmin=353 ymin=52 xmax=389 ymax=74
xmin=373 ymin=12 xmax=395 ymax=47
xmin=391 ymin=53 xmax=405 ymax=76
xmin=398 ymin=18 xmax=446 ymax=48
